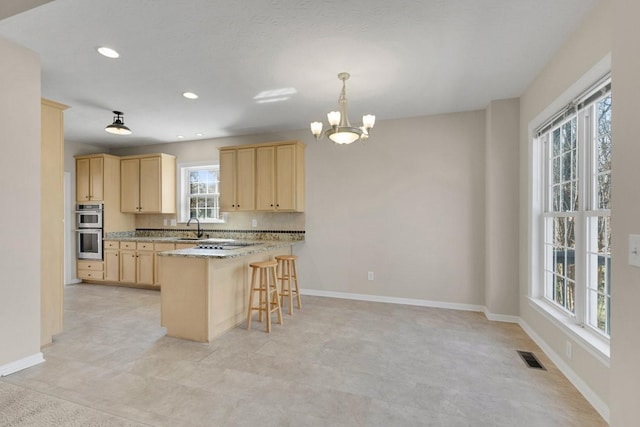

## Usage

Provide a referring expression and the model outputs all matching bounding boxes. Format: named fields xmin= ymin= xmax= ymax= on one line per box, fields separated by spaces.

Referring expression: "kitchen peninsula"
xmin=157 ymin=239 xmax=298 ymax=342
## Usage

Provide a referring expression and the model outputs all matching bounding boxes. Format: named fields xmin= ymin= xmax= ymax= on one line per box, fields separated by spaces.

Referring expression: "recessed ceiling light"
xmin=177 ymin=135 xmax=184 ymax=139
xmin=196 ymin=133 xmax=203 ymax=137
xmin=182 ymin=92 xmax=199 ymax=99
xmin=97 ymin=47 xmax=119 ymax=58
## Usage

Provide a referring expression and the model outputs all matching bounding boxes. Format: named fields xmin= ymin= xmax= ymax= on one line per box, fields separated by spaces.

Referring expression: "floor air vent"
xmin=517 ymin=350 xmax=546 ymax=370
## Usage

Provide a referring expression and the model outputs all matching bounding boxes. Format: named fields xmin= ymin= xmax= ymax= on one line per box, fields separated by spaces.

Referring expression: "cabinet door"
xmin=139 ymin=157 xmax=161 ymax=213
xmin=136 ymin=251 xmax=154 ymax=285
xmin=275 ymin=144 xmax=297 ymax=210
xmin=219 ymin=150 xmax=236 ymax=211
xmin=120 ymin=250 xmax=137 ymax=283
xmin=104 ymin=249 xmax=119 ymax=282
xmin=89 ymin=156 xmax=104 ymax=201
xmin=256 ymin=146 xmax=275 ymax=210
xmin=121 ymin=159 xmax=140 ymax=213
xmin=76 ymin=158 xmax=91 ymax=201
xmin=236 ymin=148 xmax=255 ymax=211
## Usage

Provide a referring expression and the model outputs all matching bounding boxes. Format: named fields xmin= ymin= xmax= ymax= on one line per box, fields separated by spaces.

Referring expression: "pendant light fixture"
xmin=105 ymin=111 xmax=132 ymax=135
xmin=310 ymin=72 xmax=375 ymax=144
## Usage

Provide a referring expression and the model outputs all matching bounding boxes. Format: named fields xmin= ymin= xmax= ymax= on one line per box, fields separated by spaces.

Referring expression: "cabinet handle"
xmin=270 ymin=204 xmax=273 ymax=207
xmin=276 ymin=204 xmax=279 ymax=207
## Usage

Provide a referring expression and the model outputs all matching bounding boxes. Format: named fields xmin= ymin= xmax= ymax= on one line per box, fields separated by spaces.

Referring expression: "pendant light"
xmin=105 ymin=111 xmax=132 ymax=135
xmin=310 ymin=72 xmax=375 ymax=144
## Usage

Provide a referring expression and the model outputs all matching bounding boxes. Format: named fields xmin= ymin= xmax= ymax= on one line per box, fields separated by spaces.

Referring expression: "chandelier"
xmin=310 ymin=72 xmax=375 ymax=144
xmin=105 ymin=110 xmax=132 ymax=135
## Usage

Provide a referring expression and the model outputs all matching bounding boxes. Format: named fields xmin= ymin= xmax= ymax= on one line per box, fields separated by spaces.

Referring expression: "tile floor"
xmin=1 ymin=284 xmax=606 ymax=426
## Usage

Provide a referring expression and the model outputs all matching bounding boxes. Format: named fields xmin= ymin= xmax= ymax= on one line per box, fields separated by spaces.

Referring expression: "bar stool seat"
xmin=246 ymin=260 xmax=282 ymax=332
xmin=276 ymin=255 xmax=301 ymax=315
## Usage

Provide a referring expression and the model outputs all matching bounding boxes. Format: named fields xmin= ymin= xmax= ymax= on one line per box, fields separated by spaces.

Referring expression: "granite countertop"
xmin=157 ymin=240 xmax=298 ymax=259
xmin=105 ymin=236 xmax=235 ymax=243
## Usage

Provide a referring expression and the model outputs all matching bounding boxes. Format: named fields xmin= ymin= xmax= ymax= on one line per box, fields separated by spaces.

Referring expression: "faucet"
xmin=187 ymin=217 xmax=203 ymax=238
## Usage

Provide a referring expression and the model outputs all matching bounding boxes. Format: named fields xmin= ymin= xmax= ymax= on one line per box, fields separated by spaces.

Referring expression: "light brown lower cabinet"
xmin=136 ymin=245 xmax=154 ymax=285
xmin=77 ymin=260 xmax=104 ymax=280
xmin=80 ymin=240 xmax=197 ymax=289
xmin=104 ymin=250 xmax=120 ymax=282
xmin=119 ymin=250 xmax=137 ymax=283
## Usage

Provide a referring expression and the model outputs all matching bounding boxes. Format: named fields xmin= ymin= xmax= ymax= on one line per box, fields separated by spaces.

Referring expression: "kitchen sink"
xmin=176 ymin=237 xmax=205 ymax=241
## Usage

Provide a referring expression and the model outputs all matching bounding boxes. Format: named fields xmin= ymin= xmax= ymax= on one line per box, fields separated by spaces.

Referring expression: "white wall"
xmin=301 ymin=112 xmax=486 ymax=305
xmin=610 ymin=0 xmax=640 ymax=424
xmin=485 ymin=98 xmax=520 ymax=318
xmin=0 ymin=36 xmax=42 ymax=370
xmin=518 ymin=0 xmax=612 ymax=419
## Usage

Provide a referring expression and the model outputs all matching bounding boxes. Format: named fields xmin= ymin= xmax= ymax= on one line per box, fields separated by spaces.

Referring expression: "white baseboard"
xmin=0 ymin=352 xmax=45 ymax=377
xmin=483 ymin=307 xmax=519 ymax=323
xmin=300 ymin=288 xmax=485 ymax=313
xmin=66 ymin=279 xmax=82 ymax=285
xmin=519 ymin=319 xmax=610 ymax=423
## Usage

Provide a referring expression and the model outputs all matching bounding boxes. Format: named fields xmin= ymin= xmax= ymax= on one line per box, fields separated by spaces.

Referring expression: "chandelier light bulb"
xmin=310 ymin=122 xmax=323 ymax=136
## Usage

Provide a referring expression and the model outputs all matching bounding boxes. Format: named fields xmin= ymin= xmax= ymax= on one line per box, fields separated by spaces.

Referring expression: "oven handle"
xmin=75 ymin=229 xmax=103 ymax=232
xmin=75 ymin=211 xmax=103 ymax=214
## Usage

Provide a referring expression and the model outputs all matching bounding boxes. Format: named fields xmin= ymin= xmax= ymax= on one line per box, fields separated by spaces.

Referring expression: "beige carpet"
xmin=0 ymin=381 xmax=146 ymax=427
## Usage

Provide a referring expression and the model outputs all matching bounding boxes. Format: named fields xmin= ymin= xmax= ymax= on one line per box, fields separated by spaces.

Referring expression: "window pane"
xmin=540 ymin=84 xmax=611 ymax=336
xmin=182 ymin=165 xmax=220 ymax=222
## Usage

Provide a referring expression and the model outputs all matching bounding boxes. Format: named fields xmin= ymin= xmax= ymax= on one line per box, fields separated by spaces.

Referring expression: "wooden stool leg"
xmin=271 ymin=266 xmax=283 ymax=325
xmin=264 ymin=269 xmax=271 ymax=333
xmin=285 ymin=260 xmax=294 ymax=314
xmin=259 ymin=270 xmax=266 ymax=323
xmin=246 ymin=267 xmax=257 ymax=330
xmin=292 ymin=259 xmax=301 ymax=309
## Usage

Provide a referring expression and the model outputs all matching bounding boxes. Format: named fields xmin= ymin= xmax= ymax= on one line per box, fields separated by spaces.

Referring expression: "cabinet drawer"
xmin=104 ymin=241 xmax=119 ymax=249
xmin=121 ymin=241 xmax=136 ymax=250
xmin=77 ymin=260 xmax=104 ymax=271
xmin=137 ymin=242 xmax=154 ymax=251
xmin=154 ymin=243 xmax=175 ymax=251
xmin=78 ymin=269 xmax=104 ymax=280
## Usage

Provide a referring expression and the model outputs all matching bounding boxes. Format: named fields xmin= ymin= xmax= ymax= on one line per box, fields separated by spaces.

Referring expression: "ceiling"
xmin=0 ymin=0 xmax=598 ymax=148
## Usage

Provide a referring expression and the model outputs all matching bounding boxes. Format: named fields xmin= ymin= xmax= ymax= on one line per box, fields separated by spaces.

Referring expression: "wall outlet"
xmin=251 ymin=219 xmax=257 ymax=228
xmin=566 ymin=341 xmax=573 ymax=360
xmin=170 ymin=219 xmax=177 ymax=226
xmin=629 ymin=234 xmax=640 ymax=267
xmin=163 ymin=219 xmax=168 ymax=226
xmin=368 ymin=271 xmax=374 ymax=281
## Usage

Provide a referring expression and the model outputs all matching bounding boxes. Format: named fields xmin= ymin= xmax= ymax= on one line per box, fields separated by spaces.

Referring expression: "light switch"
xmin=629 ymin=234 xmax=640 ymax=267
xmin=170 ymin=219 xmax=177 ymax=226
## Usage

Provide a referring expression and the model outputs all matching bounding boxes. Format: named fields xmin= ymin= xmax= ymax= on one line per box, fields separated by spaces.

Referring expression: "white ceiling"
xmin=0 ymin=0 xmax=597 ymax=148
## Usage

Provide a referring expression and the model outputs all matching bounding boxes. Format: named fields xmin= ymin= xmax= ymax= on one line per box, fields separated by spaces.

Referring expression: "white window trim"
xmin=177 ymin=161 xmax=224 ymax=224
xmin=527 ymin=55 xmax=611 ymax=363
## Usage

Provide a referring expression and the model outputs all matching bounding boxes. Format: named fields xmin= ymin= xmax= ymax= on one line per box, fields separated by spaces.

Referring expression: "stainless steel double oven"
xmin=76 ymin=203 xmax=103 ymax=260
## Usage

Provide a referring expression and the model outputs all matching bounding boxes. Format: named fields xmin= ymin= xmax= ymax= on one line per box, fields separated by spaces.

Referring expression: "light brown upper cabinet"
xmin=219 ymin=147 xmax=255 ymax=211
xmin=120 ymin=153 xmax=176 ymax=214
xmin=76 ymin=156 xmax=104 ymax=201
xmin=255 ymin=141 xmax=305 ymax=212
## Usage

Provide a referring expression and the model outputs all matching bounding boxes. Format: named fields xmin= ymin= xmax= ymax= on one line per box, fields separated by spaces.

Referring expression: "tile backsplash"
xmin=134 ymin=211 xmax=305 ymax=232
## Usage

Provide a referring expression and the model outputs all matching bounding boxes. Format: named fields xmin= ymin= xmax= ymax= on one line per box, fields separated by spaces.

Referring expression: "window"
xmin=537 ymin=79 xmax=611 ymax=337
xmin=178 ymin=163 xmax=222 ymax=223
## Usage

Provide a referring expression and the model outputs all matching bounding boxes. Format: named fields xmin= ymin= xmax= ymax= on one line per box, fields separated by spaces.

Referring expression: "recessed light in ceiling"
xmin=196 ymin=133 xmax=203 ymax=137
xmin=177 ymin=135 xmax=184 ymax=139
xmin=97 ymin=47 xmax=119 ymax=58
xmin=182 ymin=92 xmax=199 ymax=99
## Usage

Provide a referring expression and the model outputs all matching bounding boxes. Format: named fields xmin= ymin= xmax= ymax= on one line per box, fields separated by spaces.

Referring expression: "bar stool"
xmin=246 ymin=260 xmax=282 ymax=332
xmin=276 ymin=255 xmax=301 ymax=315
